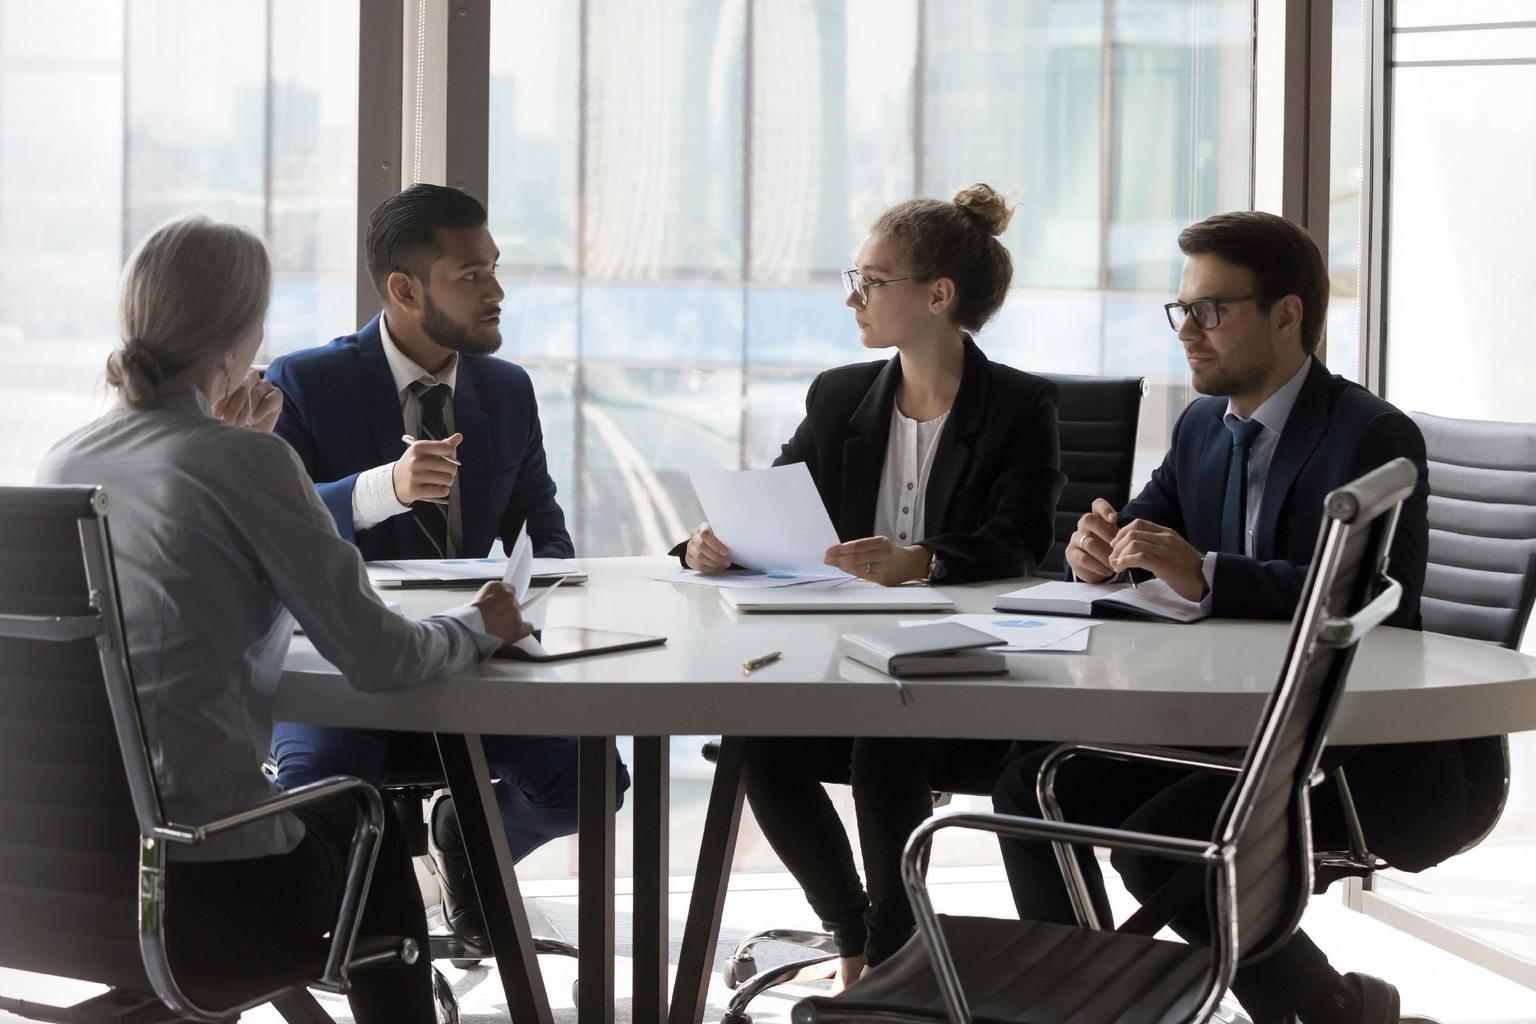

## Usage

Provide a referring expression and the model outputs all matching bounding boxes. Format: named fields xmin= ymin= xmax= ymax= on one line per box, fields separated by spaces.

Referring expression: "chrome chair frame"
xmin=0 ymin=486 xmax=410 ymax=1024
xmin=798 ymin=458 xmax=1415 ymax=1024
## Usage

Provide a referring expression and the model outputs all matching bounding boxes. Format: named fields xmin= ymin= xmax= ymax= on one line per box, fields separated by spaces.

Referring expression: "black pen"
xmin=742 ymin=650 xmax=782 ymax=674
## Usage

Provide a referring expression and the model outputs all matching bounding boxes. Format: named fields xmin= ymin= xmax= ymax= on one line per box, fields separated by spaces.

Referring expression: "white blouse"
xmin=873 ymin=405 xmax=951 ymax=545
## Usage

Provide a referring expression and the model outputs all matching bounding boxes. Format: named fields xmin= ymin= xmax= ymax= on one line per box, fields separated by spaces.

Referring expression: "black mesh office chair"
xmin=793 ymin=457 xmax=1420 ymax=1023
xmin=711 ymin=373 xmax=1145 ymax=1020
xmin=0 ymin=485 xmax=412 ymax=1024
xmin=1311 ymin=413 xmax=1536 ymax=893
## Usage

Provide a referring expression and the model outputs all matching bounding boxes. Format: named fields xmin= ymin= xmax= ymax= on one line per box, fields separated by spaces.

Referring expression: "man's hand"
xmin=213 ymin=370 xmax=283 ymax=433
xmin=1064 ymin=498 xmax=1121 ymax=582
xmin=393 ymin=433 xmax=463 ymax=505
xmin=685 ymin=522 xmax=732 ymax=574
xmin=471 ymin=581 xmax=533 ymax=648
xmin=1108 ymin=519 xmax=1207 ymax=602
xmin=824 ymin=536 xmax=930 ymax=587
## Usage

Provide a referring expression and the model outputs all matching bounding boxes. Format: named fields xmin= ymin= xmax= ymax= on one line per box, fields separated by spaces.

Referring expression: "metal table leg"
xmin=633 ymin=737 xmax=670 ymax=1023
xmin=669 ymin=736 xmax=746 ymax=1024
xmin=435 ymin=732 xmax=553 ymax=1024
xmin=579 ymin=737 xmax=617 ymax=1023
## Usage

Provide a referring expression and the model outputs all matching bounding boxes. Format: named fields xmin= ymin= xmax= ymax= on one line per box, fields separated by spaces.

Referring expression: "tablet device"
xmin=497 ymin=626 xmax=667 ymax=662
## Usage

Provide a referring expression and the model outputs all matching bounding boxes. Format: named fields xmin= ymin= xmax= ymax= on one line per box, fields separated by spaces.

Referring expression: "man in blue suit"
xmin=993 ymin=212 xmax=1467 ymax=1024
xmin=267 ymin=184 xmax=626 ymax=951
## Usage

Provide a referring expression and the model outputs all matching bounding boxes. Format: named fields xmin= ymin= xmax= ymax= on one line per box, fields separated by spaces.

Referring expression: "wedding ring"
xmin=865 ymin=562 xmax=874 ymax=574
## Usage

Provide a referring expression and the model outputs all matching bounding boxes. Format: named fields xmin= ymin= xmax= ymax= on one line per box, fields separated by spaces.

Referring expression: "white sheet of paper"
xmin=688 ymin=464 xmax=851 ymax=576
xmin=366 ymin=558 xmax=504 ymax=584
xmin=502 ymin=523 xmax=534 ymax=600
xmin=651 ymin=569 xmax=849 ymax=590
xmin=899 ymin=613 xmax=1097 ymax=652
xmin=366 ymin=556 xmax=576 ymax=585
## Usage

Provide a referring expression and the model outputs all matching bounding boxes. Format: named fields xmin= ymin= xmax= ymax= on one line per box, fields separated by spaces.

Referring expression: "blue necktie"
xmin=408 ymin=380 xmax=454 ymax=558
xmin=1221 ymin=417 xmax=1264 ymax=555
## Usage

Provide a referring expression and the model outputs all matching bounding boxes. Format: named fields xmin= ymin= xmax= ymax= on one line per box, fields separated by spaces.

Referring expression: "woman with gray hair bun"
xmin=40 ymin=214 xmax=531 ymax=1021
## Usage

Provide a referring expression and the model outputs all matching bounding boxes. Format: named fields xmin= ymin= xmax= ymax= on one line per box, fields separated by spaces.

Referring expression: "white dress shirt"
xmin=1198 ymin=355 xmax=1315 ymax=605
xmin=38 ymin=381 xmax=500 ymax=861
xmin=351 ymin=314 xmax=464 ymax=555
xmin=873 ymin=406 xmax=950 ymax=545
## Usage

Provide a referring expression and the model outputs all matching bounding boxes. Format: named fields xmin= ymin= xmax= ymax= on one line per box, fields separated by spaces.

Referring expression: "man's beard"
xmin=421 ymin=292 xmax=502 ymax=355
xmin=1193 ymin=360 xmax=1268 ymax=397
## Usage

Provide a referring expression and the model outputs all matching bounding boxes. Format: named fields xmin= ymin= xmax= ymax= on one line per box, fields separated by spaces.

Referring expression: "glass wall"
xmin=488 ymin=0 xmax=1254 ymax=878
xmin=0 ymin=0 xmax=357 ymax=485
xmin=1373 ymin=0 xmax=1536 ymax=971
xmin=1326 ymin=0 xmax=1367 ymax=381
xmin=487 ymin=0 xmax=1255 ymax=561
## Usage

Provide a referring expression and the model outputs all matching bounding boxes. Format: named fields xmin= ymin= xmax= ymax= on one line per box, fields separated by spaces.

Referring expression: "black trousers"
xmin=742 ymin=736 xmax=1010 ymax=965
xmin=165 ymin=794 xmax=434 ymax=1023
xmin=993 ymin=741 xmax=1359 ymax=1024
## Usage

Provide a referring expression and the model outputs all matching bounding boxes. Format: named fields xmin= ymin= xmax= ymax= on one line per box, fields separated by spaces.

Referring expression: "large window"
xmin=487 ymin=0 xmax=1255 ymax=560
xmin=487 ymin=0 xmax=1255 ymax=878
xmin=1370 ymin=0 xmax=1536 ymax=972
xmin=0 ymin=0 xmax=357 ymax=484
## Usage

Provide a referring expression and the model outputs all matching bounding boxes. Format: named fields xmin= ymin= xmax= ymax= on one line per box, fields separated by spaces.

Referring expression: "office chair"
xmin=711 ymin=373 xmax=1146 ymax=1020
xmin=1312 ymin=413 xmax=1536 ymax=894
xmin=259 ymin=754 xmax=582 ymax=1024
xmin=793 ymin=457 xmax=1419 ymax=1023
xmin=0 ymin=485 xmax=413 ymax=1024
xmin=1038 ymin=373 xmax=1148 ymax=578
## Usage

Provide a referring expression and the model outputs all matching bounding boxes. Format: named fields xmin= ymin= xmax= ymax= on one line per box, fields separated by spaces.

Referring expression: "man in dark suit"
xmin=994 ymin=211 xmax=1459 ymax=1024
xmin=267 ymin=184 xmax=626 ymax=951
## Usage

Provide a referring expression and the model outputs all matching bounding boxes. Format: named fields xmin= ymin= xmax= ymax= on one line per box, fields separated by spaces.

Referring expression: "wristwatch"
xmin=926 ymin=548 xmax=947 ymax=583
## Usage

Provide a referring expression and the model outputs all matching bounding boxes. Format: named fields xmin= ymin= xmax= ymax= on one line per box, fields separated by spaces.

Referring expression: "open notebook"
xmin=994 ymin=578 xmax=1207 ymax=624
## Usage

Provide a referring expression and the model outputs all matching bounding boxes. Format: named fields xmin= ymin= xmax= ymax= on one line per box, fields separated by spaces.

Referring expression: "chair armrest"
xmin=898 ymin=809 xmax=1222 ymax=1024
xmin=1034 ymin=743 xmax=1241 ymax=928
xmin=152 ymin=776 xmax=382 ymax=845
xmin=151 ymin=776 xmax=390 ymax=995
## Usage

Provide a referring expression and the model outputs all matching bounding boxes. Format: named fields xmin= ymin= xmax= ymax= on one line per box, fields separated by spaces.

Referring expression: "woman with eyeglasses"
xmin=676 ymin=184 xmax=1064 ymax=987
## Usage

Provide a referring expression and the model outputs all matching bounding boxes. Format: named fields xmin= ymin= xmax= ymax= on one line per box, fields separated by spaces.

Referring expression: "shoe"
xmin=1343 ymin=973 xmax=1400 ymax=1024
xmin=428 ymin=795 xmax=491 ymax=955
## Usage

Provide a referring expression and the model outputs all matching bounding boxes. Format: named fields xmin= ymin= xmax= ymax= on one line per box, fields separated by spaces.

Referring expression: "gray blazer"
xmin=38 ymin=381 xmax=497 ymax=861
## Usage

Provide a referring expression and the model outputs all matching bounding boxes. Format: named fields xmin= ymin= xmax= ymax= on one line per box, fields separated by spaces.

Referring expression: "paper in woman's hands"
xmin=501 ymin=524 xmax=563 ymax=656
xmin=688 ymin=463 xmax=850 ymax=577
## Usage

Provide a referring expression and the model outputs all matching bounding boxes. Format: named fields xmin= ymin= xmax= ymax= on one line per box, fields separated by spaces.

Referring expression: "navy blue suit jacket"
xmin=1124 ymin=358 xmax=1429 ymax=628
xmin=266 ymin=314 xmax=573 ymax=561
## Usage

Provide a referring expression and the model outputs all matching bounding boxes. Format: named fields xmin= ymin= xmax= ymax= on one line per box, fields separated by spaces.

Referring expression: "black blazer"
xmin=1124 ymin=357 xmax=1429 ymax=627
xmin=766 ymin=337 xmax=1063 ymax=584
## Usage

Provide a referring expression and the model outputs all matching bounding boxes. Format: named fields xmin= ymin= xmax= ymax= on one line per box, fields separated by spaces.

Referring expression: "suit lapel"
xmin=1254 ymin=359 xmax=1333 ymax=560
xmin=922 ymin=337 xmax=988 ymax=536
xmin=840 ymin=357 xmax=901 ymax=539
xmin=452 ymin=358 xmax=493 ymax=557
xmin=356 ymin=317 xmax=417 ymax=555
xmin=1193 ymin=410 xmax=1233 ymax=552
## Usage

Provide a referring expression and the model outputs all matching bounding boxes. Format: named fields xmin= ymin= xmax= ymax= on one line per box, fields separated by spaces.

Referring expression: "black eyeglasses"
xmin=842 ymin=269 xmax=921 ymax=307
xmin=1164 ymin=294 xmax=1264 ymax=332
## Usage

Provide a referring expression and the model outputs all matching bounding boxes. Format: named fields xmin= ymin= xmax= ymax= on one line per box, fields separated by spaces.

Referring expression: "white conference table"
xmin=275 ymin=556 xmax=1536 ymax=1024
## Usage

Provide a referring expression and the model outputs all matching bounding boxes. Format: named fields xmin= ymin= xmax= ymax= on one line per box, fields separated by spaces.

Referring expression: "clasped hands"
xmin=686 ymin=522 xmax=930 ymax=586
xmin=213 ymin=369 xmax=283 ymax=433
xmin=1065 ymin=497 xmax=1208 ymax=602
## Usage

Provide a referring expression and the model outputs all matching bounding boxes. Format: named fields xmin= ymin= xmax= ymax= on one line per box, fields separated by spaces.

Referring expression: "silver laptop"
xmin=721 ymin=585 xmax=955 ymax=613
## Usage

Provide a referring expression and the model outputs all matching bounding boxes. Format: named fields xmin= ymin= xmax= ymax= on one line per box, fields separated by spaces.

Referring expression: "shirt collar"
xmin=379 ymin=313 xmax=459 ymax=396
xmin=1225 ymin=355 xmax=1313 ymax=437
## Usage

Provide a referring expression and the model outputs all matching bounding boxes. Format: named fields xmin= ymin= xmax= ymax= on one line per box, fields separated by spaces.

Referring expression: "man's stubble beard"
xmin=421 ymin=291 xmax=502 ymax=356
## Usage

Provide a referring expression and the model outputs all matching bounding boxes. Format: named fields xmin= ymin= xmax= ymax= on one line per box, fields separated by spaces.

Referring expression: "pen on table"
xmin=401 ymin=434 xmax=462 ymax=466
xmin=743 ymin=650 xmax=781 ymax=674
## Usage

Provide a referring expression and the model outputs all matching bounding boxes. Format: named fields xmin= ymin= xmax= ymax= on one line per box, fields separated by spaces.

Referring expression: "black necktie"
xmin=1221 ymin=417 xmax=1264 ymax=556
xmin=408 ymin=380 xmax=454 ymax=558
